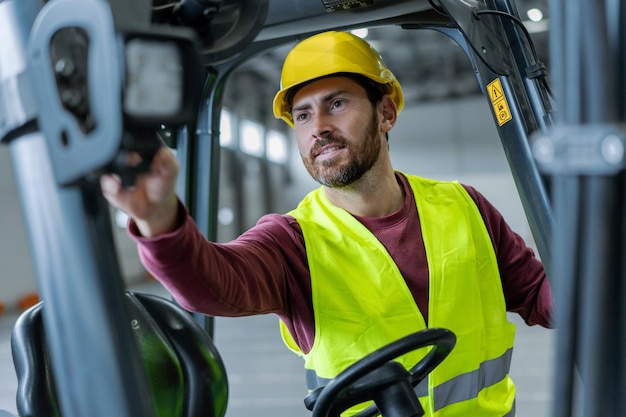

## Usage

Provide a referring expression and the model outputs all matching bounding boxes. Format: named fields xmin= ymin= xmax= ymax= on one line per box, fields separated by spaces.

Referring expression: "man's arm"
xmin=463 ymin=185 xmax=554 ymax=328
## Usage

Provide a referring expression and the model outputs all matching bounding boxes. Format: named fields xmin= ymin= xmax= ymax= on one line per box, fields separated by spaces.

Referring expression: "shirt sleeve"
xmin=128 ymin=200 xmax=308 ymax=318
xmin=462 ymin=185 xmax=554 ymax=328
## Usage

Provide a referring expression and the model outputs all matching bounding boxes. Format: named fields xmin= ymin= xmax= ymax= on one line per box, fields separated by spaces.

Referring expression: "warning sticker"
xmin=487 ymin=78 xmax=512 ymax=126
xmin=321 ymin=0 xmax=375 ymax=12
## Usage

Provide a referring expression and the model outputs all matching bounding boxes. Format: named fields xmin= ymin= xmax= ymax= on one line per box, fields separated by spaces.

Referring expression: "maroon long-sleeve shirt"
xmin=131 ymin=173 xmax=553 ymax=354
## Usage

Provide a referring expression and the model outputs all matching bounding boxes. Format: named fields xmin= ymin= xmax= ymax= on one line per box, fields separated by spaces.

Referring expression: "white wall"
xmin=0 ymin=94 xmax=535 ymax=311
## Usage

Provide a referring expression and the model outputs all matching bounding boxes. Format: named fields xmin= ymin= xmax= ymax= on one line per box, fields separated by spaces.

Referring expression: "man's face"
xmin=291 ymin=77 xmax=383 ymax=187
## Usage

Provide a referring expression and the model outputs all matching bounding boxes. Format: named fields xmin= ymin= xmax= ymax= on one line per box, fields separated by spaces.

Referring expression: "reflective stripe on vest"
xmin=305 ymin=347 xmax=513 ymax=411
xmin=284 ymin=173 xmax=516 ymax=416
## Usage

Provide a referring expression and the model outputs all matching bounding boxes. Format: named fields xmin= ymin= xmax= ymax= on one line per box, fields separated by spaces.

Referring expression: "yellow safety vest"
xmin=281 ymin=173 xmax=516 ymax=416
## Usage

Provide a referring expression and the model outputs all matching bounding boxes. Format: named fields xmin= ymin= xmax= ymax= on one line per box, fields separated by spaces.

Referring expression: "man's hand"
xmin=100 ymin=146 xmax=180 ymax=238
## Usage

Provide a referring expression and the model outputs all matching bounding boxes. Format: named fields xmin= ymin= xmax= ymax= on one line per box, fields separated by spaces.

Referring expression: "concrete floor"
xmin=0 ymin=282 xmax=555 ymax=417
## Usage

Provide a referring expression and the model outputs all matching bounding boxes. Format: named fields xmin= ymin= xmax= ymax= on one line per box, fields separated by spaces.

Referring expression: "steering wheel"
xmin=307 ymin=328 xmax=456 ymax=417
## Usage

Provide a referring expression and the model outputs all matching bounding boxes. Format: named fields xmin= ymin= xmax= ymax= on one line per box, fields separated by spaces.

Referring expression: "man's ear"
xmin=380 ymin=95 xmax=398 ymax=132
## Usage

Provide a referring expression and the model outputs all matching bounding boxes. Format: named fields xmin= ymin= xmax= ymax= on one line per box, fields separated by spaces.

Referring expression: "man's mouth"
xmin=314 ymin=143 xmax=345 ymax=160
xmin=318 ymin=145 xmax=342 ymax=155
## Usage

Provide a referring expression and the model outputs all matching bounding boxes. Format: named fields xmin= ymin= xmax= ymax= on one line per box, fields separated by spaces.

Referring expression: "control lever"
xmin=108 ymin=131 xmax=164 ymax=187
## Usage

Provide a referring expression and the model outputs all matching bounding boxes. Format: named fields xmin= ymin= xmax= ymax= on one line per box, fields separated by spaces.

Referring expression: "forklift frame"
xmin=1 ymin=0 xmax=623 ymax=416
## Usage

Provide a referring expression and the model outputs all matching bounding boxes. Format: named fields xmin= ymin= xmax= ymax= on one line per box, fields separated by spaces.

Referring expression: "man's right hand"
xmin=100 ymin=146 xmax=180 ymax=238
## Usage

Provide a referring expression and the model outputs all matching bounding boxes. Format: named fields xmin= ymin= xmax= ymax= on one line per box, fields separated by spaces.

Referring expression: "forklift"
xmin=0 ymin=0 xmax=623 ymax=416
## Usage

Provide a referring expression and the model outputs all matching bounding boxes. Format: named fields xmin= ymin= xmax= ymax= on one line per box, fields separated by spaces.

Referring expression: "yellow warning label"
xmin=487 ymin=78 xmax=512 ymax=126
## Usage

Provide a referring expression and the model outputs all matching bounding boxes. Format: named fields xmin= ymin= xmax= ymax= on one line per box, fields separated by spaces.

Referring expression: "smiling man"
xmin=101 ymin=31 xmax=553 ymax=417
xmin=291 ymin=75 xmax=402 ymax=216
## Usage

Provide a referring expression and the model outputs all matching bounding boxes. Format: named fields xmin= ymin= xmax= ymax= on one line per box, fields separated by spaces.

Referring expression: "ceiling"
xmin=223 ymin=0 xmax=551 ymax=120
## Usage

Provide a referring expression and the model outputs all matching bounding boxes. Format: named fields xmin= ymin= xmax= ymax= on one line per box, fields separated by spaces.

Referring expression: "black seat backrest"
xmin=10 ymin=291 xmax=228 ymax=417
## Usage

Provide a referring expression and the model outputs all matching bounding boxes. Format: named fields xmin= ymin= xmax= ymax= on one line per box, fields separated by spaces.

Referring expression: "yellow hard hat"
xmin=273 ymin=31 xmax=404 ymax=128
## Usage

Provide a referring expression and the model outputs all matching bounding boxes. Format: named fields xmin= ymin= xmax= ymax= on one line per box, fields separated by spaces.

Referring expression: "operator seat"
xmin=10 ymin=291 xmax=228 ymax=417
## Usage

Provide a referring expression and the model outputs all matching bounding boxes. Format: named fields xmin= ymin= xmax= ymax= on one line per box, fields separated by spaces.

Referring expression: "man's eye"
xmin=332 ymin=100 xmax=345 ymax=109
xmin=295 ymin=113 xmax=308 ymax=121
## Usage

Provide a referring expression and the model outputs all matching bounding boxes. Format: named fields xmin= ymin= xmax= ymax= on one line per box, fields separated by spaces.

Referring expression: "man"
xmin=101 ymin=31 xmax=552 ymax=416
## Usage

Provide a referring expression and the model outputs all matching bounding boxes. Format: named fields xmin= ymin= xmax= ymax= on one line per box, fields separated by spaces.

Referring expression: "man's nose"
xmin=311 ymin=113 xmax=333 ymax=139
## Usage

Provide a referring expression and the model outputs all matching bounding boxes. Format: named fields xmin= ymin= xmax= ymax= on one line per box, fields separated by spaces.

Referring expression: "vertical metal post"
xmin=175 ymin=38 xmax=288 ymax=334
xmin=10 ymin=139 xmax=155 ymax=417
xmin=432 ymin=0 xmax=556 ymax=276
xmin=543 ymin=1 xmax=626 ymax=416
xmin=176 ymin=66 xmax=232 ymax=336
xmin=1 ymin=1 xmax=155 ymax=416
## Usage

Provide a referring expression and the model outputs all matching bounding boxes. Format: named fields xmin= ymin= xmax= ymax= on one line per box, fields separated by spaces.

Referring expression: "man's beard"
xmin=302 ymin=112 xmax=381 ymax=188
